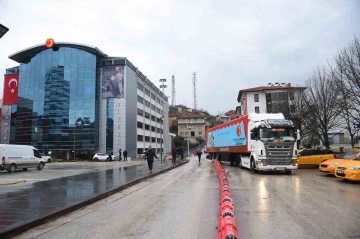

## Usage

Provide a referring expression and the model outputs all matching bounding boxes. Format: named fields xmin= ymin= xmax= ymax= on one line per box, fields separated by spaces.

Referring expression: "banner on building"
xmin=1 ymin=105 xmax=11 ymax=144
xmin=3 ymin=73 xmax=19 ymax=105
xmin=101 ymin=66 xmax=124 ymax=99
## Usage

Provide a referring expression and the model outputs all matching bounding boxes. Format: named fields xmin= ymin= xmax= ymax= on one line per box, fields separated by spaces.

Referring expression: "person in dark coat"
xmin=145 ymin=146 xmax=158 ymax=173
xmin=180 ymin=146 xmax=184 ymax=161
xmin=176 ymin=147 xmax=182 ymax=163
xmin=172 ymin=147 xmax=177 ymax=164
xmin=123 ymin=150 xmax=128 ymax=161
xmin=118 ymin=149 xmax=122 ymax=161
xmin=197 ymin=148 xmax=203 ymax=164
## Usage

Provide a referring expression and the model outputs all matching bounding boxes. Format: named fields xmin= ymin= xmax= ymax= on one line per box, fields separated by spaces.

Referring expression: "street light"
xmin=0 ymin=24 xmax=9 ymax=39
xmin=159 ymin=115 xmax=165 ymax=164
xmin=187 ymin=124 xmax=191 ymax=156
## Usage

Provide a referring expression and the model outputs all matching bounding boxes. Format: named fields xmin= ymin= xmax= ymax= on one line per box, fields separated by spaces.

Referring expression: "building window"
xmin=156 ymin=107 xmax=160 ymax=113
xmin=151 ymin=137 xmax=156 ymax=143
xmin=145 ymin=100 xmax=150 ymax=108
xmin=137 ymin=148 xmax=144 ymax=154
xmin=180 ymin=132 xmax=184 ymax=136
xmin=254 ymin=94 xmax=259 ymax=102
xmin=157 ymin=118 xmax=163 ymax=124
xmin=255 ymin=106 xmax=260 ymax=113
xmin=198 ymin=131 xmax=202 ymax=135
xmin=137 ymin=135 xmax=143 ymax=141
xmin=151 ymin=104 xmax=156 ymax=110
xmin=157 ymin=138 xmax=161 ymax=143
xmin=157 ymin=128 xmax=161 ymax=133
xmin=156 ymin=97 xmax=160 ymax=104
xmin=145 ymin=136 xmax=150 ymax=142
xmin=185 ymin=132 xmax=188 ymax=136
xmin=145 ymin=112 xmax=150 ymax=119
xmin=137 ymin=95 xmax=143 ymax=104
xmin=290 ymin=105 xmax=295 ymax=113
xmin=137 ymin=122 xmax=143 ymax=128
xmin=151 ymin=126 xmax=156 ymax=132
xmin=145 ymin=124 xmax=150 ymax=130
xmin=151 ymin=93 xmax=156 ymax=100
xmin=145 ymin=88 xmax=150 ymax=96
xmin=137 ymin=108 xmax=143 ymax=116
xmin=289 ymin=92 xmax=294 ymax=100
xmin=137 ymin=83 xmax=143 ymax=91
xmin=151 ymin=115 xmax=156 ymax=121
xmin=191 ymin=131 xmax=195 ymax=137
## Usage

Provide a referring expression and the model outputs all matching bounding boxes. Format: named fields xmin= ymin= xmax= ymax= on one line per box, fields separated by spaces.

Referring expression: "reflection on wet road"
xmin=0 ymin=160 xmax=176 ymax=236
xmin=227 ymin=165 xmax=360 ymax=239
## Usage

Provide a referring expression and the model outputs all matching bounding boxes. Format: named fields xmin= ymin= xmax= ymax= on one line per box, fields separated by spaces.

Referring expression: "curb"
xmin=0 ymin=160 xmax=189 ymax=239
xmin=0 ymin=180 xmax=26 ymax=186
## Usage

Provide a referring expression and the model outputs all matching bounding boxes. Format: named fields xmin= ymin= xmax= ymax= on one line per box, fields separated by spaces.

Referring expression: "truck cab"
xmin=247 ymin=118 xmax=299 ymax=174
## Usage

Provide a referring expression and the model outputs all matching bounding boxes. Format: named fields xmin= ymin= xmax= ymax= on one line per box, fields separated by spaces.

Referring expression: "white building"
xmin=236 ymin=83 xmax=306 ymax=117
xmin=216 ymin=114 xmax=230 ymax=123
xmin=177 ymin=115 xmax=207 ymax=141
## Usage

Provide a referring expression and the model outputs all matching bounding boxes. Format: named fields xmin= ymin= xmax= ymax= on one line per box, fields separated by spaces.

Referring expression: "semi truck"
xmin=206 ymin=113 xmax=300 ymax=174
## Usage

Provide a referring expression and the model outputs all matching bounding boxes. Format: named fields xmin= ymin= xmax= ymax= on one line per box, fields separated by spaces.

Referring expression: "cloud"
xmin=0 ymin=0 xmax=359 ymax=115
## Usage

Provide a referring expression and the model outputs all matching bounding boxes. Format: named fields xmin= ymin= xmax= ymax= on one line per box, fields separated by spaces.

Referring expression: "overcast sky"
xmin=0 ymin=0 xmax=359 ymax=115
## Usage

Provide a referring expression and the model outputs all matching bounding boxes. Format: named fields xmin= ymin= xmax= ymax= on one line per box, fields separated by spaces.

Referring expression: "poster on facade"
xmin=101 ymin=65 xmax=124 ymax=98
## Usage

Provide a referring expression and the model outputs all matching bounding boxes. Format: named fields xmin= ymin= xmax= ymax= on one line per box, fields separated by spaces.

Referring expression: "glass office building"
xmin=2 ymin=42 xmax=169 ymax=160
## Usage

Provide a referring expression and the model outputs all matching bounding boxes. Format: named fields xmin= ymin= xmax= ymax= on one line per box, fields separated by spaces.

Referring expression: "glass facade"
xmin=11 ymin=47 xmax=98 ymax=154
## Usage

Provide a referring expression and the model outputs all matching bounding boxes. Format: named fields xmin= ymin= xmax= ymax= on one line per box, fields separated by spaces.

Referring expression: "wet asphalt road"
xmin=14 ymin=156 xmax=360 ymax=239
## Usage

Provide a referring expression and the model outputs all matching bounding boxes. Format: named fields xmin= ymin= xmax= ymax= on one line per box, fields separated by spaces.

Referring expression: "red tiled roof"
xmin=237 ymin=85 xmax=306 ymax=102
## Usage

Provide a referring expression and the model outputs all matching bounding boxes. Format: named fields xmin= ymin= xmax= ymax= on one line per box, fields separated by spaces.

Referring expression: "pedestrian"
xmin=123 ymin=150 xmax=128 ymax=161
xmin=172 ymin=147 xmax=177 ymax=164
xmin=176 ymin=147 xmax=182 ymax=163
xmin=180 ymin=146 xmax=184 ymax=161
xmin=118 ymin=149 xmax=122 ymax=161
xmin=145 ymin=146 xmax=158 ymax=173
xmin=197 ymin=148 xmax=203 ymax=164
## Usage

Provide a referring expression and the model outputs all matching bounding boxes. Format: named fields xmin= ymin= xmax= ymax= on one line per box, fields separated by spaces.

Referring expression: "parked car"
xmin=93 ymin=153 xmax=116 ymax=162
xmin=297 ymin=149 xmax=336 ymax=167
xmin=40 ymin=153 xmax=52 ymax=163
xmin=0 ymin=144 xmax=46 ymax=173
xmin=319 ymin=151 xmax=360 ymax=175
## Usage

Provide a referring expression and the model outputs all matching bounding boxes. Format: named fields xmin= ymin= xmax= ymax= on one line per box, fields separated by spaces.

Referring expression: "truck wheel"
xmin=37 ymin=162 xmax=45 ymax=170
xmin=285 ymin=170 xmax=292 ymax=175
xmin=238 ymin=157 xmax=243 ymax=169
xmin=8 ymin=164 xmax=16 ymax=173
xmin=235 ymin=156 xmax=240 ymax=167
xmin=251 ymin=160 xmax=257 ymax=174
xmin=23 ymin=168 xmax=28 ymax=171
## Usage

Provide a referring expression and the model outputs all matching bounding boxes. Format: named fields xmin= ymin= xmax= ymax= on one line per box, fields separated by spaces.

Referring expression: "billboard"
xmin=206 ymin=115 xmax=249 ymax=153
xmin=101 ymin=65 xmax=124 ymax=98
xmin=3 ymin=73 xmax=19 ymax=105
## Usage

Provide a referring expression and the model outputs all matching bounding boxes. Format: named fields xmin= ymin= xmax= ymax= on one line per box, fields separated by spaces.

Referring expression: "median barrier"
xmin=213 ymin=160 xmax=240 ymax=239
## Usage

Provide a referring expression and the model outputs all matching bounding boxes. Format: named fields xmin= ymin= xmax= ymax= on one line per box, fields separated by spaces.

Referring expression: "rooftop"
xmin=237 ymin=85 xmax=306 ymax=102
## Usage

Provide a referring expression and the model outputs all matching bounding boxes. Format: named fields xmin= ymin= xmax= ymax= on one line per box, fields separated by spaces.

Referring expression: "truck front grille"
xmin=264 ymin=143 xmax=294 ymax=165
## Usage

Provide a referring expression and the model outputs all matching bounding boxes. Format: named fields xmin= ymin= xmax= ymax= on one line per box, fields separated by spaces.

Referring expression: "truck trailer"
xmin=206 ymin=113 xmax=299 ymax=174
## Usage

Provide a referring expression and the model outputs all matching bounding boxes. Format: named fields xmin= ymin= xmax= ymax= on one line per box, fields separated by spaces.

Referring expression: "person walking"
xmin=172 ymin=147 xmax=177 ymax=164
xmin=118 ymin=149 xmax=122 ymax=161
xmin=145 ymin=146 xmax=158 ymax=173
xmin=180 ymin=146 xmax=184 ymax=161
xmin=123 ymin=150 xmax=128 ymax=161
xmin=197 ymin=148 xmax=203 ymax=164
xmin=176 ymin=147 xmax=182 ymax=164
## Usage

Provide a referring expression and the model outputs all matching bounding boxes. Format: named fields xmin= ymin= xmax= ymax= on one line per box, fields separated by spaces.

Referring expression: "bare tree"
xmin=303 ymin=67 xmax=343 ymax=149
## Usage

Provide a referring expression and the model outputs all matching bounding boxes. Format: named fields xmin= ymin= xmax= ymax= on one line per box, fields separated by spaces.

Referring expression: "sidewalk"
xmin=0 ymin=159 xmax=188 ymax=238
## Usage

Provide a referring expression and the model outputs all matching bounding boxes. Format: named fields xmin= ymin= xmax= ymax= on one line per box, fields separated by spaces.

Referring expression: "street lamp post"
xmin=187 ymin=124 xmax=191 ymax=156
xmin=0 ymin=24 xmax=9 ymax=39
xmin=159 ymin=115 xmax=164 ymax=164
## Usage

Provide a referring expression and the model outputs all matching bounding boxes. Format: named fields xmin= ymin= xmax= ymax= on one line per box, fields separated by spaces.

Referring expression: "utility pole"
xmin=159 ymin=79 xmax=167 ymax=164
xmin=171 ymin=75 xmax=176 ymax=107
xmin=192 ymin=72 xmax=197 ymax=110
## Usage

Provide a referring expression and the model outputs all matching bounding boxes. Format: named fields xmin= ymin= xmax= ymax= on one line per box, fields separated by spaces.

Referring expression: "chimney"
xmin=287 ymin=83 xmax=291 ymax=87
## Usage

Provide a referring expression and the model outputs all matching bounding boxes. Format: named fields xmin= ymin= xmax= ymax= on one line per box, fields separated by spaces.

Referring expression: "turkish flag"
xmin=3 ymin=73 xmax=19 ymax=105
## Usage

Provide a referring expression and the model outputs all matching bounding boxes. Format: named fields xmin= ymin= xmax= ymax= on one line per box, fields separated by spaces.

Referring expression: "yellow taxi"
xmin=297 ymin=149 xmax=335 ymax=167
xmin=319 ymin=151 xmax=360 ymax=175
xmin=334 ymin=155 xmax=360 ymax=181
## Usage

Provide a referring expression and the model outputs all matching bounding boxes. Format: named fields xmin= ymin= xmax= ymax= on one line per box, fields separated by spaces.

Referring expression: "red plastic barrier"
xmin=213 ymin=159 xmax=240 ymax=239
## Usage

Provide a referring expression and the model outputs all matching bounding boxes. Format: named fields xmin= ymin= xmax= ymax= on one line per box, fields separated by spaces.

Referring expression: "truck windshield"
xmin=260 ymin=127 xmax=295 ymax=142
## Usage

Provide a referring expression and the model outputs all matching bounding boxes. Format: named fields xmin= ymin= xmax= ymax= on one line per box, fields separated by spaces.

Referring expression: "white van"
xmin=0 ymin=144 xmax=46 ymax=173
